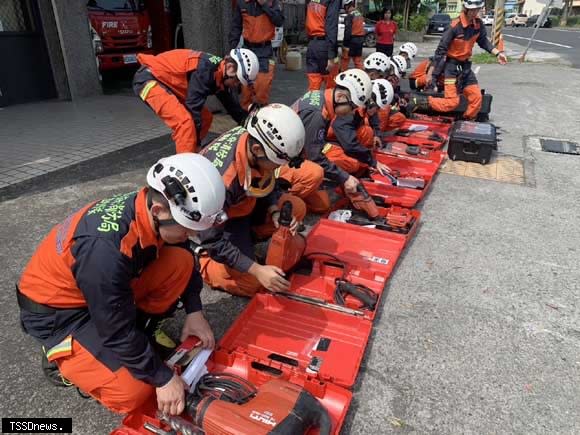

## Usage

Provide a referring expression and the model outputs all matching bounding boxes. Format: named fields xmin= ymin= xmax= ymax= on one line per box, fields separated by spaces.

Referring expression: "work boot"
xmin=406 ymin=94 xmax=430 ymax=115
xmin=142 ymin=317 xmax=177 ymax=360
xmin=41 ymin=348 xmax=73 ymax=388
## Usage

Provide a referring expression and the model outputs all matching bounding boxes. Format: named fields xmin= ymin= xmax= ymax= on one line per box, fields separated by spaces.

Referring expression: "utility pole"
xmin=519 ymin=0 xmax=555 ymax=62
xmin=492 ymin=0 xmax=506 ymax=48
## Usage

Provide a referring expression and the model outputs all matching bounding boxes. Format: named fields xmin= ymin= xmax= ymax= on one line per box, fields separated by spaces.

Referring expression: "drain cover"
xmin=540 ymin=139 xmax=579 ymax=155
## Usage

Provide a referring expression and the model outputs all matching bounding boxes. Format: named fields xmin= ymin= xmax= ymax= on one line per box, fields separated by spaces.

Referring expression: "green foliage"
xmin=394 ymin=13 xmax=405 ymax=28
xmin=471 ymin=52 xmax=513 ymax=64
xmin=549 ymin=15 xmax=561 ymax=26
xmin=408 ymin=14 xmax=429 ymax=32
xmin=566 ymin=16 xmax=580 ymax=26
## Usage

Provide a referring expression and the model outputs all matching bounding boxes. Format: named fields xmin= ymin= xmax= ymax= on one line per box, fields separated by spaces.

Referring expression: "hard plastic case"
xmin=448 ymin=121 xmax=497 ymax=165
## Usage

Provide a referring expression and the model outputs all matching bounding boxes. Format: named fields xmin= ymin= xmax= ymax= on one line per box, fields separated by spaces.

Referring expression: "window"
xmin=0 ymin=0 xmax=35 ymax=33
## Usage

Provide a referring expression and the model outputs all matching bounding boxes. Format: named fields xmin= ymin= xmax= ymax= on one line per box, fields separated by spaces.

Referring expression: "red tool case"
xmin=208 ymin=349 xmax=352 ymax=435
xmin=382 ymin=119 xmax=453 ymax=150
xmin=217 ymin=292 xmax=372 ymax=389
xmin=286 ymin=216 xmax=418 ymax=319
xmin=359 ymin=149 xmax=445 ymax=208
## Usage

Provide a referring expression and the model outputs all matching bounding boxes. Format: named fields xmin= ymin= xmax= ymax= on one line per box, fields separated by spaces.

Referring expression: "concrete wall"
xmin=180 ymin=0 xmax=232 ymax=56
xmin=49 ymin=0 xmax=102 ymax=99
xmin=37 ymin=0 xmax=70 ymax=100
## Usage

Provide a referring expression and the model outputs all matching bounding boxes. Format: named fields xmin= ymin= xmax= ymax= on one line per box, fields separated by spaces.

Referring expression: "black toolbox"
xmin=408 ymin=90 xmax=493 ymax=122
xmin=447 ymin=121 xmax=497 ymax=165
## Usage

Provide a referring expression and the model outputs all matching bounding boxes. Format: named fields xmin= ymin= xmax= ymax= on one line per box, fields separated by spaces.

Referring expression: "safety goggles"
xmin=233 ymin=48 xmax=254 ymax=86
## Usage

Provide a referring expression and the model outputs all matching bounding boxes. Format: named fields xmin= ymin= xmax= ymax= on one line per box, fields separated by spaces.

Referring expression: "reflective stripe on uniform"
xmin=139 ymin=81 xmax=157 ymax=101
xmin=322 ymin=143 xmax=333 ymax=154
xmin=46 ymin=335 xmax=73 ymax=362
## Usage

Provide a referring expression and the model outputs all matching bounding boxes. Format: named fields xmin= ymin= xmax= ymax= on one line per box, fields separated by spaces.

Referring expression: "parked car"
xmin=526 ymin=14 xmax=552 ymax=28
xmin=505 ymin=13 xmax=516 ymax=26
xmin=338 ymin=13 xmax=377 ymax=47
xmin=511 ymin=14 xmax=528 ymax=27
xmin=482 ymin=14 xmax=494 ymax=26
xmin=427 ymin=14 xmax=451 ymax=34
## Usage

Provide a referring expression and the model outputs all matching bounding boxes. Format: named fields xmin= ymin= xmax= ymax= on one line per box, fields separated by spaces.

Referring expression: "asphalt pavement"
xmin=1 ymin=53 xmax=580 ymax=435
xmin=502 ymin=27 xmax=580 ymax=67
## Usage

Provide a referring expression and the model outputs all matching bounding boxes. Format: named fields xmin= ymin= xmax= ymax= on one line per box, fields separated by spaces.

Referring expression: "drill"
xmin=265 ymin=201 xmax=306 ymax=273
xmin=346 ymin=183 xmax=380 ymax=219
xmin=186 ymin=374 xmax=331 ymax=435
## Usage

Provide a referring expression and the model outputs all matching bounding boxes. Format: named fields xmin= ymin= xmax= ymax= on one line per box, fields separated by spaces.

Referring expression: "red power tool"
xmin=265 ymin=201 xmax=306 ymax=272
xmin=186 ymin=374 xmax=331 ymax=435
xmin=346 ymin=183 xmax=380 ymax=219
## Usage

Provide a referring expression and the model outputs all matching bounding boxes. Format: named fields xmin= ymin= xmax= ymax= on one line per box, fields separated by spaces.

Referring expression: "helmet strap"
xmin=333 ymin=87 xmax=356 ymax=110
xmin=146 ymin=188 xmax=179 ymax=234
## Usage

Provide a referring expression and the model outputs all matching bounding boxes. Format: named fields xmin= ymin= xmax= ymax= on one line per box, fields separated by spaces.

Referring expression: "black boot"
xmin=41 ymin=348 xmax=73 ymax=388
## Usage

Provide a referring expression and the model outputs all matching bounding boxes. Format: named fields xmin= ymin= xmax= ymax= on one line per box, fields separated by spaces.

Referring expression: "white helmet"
xmin=463 ymin=0 xmax=484 ymax=8
xmin=229 ymin=48 xmax=259 ymax=86
xmin=371 ymin=79 xmax=394 ymax=108
xmin=334 ymin=69 xmax=372 ymax=107
xmin=364 ymin=52 xmax=391 ymax=73
xmin=391 ymin=55 xmax=407 ymax=73
xmin=246 ymin=103 xmax=305 ymax=166
xmin=343 ymin=0 xmax=355 ymax=7
xmin=399 ymin=42 xmax=418 ymax=58
xmin=146 ymin=153 xmax=227 ymax=231
xmin=389 ymin=60 xmax=401 ymax=78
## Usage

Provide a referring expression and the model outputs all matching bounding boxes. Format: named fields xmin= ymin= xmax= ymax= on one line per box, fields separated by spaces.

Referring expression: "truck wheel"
xmin=365 ymin=32 xmax=376 ymax=48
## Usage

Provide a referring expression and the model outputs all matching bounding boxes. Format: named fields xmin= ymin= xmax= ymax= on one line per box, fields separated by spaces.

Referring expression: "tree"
xmin=561 ymin=0 xmax=572 ymax=26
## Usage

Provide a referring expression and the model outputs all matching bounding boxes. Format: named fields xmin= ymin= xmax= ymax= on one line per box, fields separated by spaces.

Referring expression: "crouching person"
xmin=17 ymin=154 xmax=227 ymax=416
xmin=197 ymin=104 xmax=323 ymax=297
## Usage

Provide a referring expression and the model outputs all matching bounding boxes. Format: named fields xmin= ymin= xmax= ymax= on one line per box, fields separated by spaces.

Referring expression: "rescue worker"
xmin=17 ymin=153 xmax=227 ymax=416
xmin=407 ymin=0 xmax=508 ymax=120
xmin=133 ymin=48 xmax=259 ymax=154
xmin=409 ymin=57 xmax=435 ymax=90
xmin=398 ymin=42 xmax=417 ymax=71
xmin=229 ymin=0 xmax=284 ymax=109
xmin=370 ymin=79 xmax=398 ymax=133
xmin=340 ymin=0 xmax=365 ymax=71
xmin=384 ymin=57 xmax=408 ymax=129
xmin=364 ymin=51 xmax=391 ymax=80
xmin=279 ymin=69 xmax=390 ymax=212
xmin=305 ymin=0 xmax=340 ymax=91
xmin=197 ymin=104 xmax=322 ymax=297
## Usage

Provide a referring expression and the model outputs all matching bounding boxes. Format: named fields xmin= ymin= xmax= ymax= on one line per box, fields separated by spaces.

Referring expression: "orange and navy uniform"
xmin=409 ymin=58 xmax=431 ymax=89
xmin=341 ymin=8 xmax=365 ymax=70
xmin=17 ymin=188 xmax=202 ymax=412
xmin=428 ymin=12 xmax=495 ymax=119
xmin=229 ymin=0 xmax=284 ymax=107
xmin=305 ymin=0 xmax=340 ymax=90
xmin=133 ymin=50 xmax=248 ymax=154
xmin=197 ymin=127 xmax=310 ymax=296
xmin=291 ymin=90 xmax=377 ymax=182
xmin=199 ymin=126 xmax=279 ymax=273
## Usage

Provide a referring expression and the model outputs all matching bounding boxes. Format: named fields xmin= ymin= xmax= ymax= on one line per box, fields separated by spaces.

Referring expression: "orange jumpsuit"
xmin=229 ymin=0 xmax=284 ymax=108
xmin=17 ymin=189 xmax=201 ymax=413
xmin=133 ymin=50 xmax=248 ymax=153
xmin=198 ymin=127 xmax=322 ymax=296
xmin=428 ymin=12 xmax=496 ymax=120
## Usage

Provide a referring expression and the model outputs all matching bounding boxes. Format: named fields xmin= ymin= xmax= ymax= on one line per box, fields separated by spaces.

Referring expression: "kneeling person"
xmin=198 ymin=104 xmax=323 ymax=297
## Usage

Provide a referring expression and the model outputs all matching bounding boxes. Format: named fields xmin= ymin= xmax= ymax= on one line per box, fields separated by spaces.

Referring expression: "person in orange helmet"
xmin=133 ymin=49 xmax=259 ymax=154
